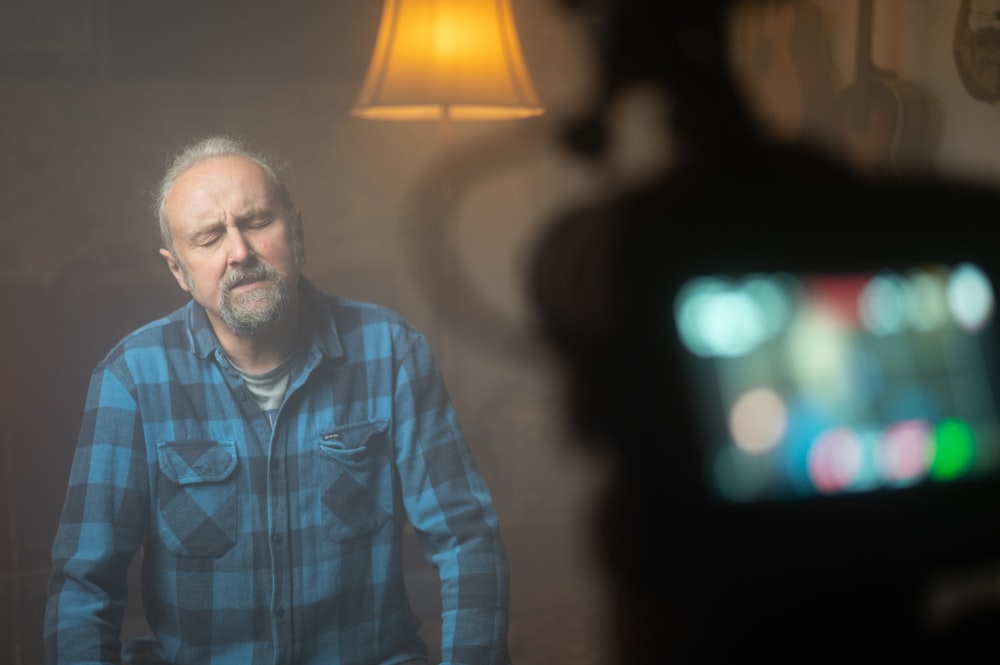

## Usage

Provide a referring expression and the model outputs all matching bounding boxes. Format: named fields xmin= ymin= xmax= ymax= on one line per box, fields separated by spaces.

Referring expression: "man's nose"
xmin=225 ymin=227 xmax=251 ymax=264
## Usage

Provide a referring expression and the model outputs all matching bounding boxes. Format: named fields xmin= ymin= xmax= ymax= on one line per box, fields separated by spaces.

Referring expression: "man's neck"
xmin=211 ymin=300 xmax=301 ymax=375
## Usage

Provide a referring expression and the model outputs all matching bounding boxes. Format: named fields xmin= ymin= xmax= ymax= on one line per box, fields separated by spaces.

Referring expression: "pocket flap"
xmin=317 ymin=420 xmax=389 ymax=452
xmin=157 ymin=440 xmax=238 ymax=484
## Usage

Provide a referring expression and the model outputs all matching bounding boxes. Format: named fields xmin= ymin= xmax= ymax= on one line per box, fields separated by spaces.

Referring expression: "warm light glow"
xmin=351 ymin=0 xmax=545 ymax=121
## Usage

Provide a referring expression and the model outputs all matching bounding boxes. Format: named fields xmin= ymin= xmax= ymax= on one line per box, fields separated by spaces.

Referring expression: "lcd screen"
xmin=673 ymin=262 xmax=1000 ymax=502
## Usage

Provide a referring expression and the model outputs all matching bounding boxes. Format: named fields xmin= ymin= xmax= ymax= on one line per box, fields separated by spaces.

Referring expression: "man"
xmin=44 ymin=136 xmax=511 ymax=665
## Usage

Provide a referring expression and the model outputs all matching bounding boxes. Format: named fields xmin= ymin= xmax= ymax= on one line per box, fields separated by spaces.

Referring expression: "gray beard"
xmin=218 ymin=263 xmax=290 ymax=337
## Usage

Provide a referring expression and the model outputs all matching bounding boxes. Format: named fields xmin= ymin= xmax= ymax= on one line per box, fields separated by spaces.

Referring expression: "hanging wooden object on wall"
xmin=954 ymin=0 xmax=1000 ymax=102
xmin=840 ymin=0 xmax=939 ymax=174
xmin=732 ymin=0 xmax=804 ymax=139
xmin=733 ymin=0 xmax=844 ymax=143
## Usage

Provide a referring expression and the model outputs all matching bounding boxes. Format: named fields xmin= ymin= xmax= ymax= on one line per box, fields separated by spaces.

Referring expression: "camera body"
xmin=531 ymin=139 xmax=1000 ymax=656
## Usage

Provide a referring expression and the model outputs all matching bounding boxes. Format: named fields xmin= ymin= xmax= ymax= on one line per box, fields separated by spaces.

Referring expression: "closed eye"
xmin=191 ymin=229 xmax=223 ymax=248
xmin=245 ymin=216 xmax=272 ymax=229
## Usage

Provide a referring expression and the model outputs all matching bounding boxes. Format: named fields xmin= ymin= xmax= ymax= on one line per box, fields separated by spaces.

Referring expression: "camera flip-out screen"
xmin=673 ymin=262 xmax=1000 ymax=503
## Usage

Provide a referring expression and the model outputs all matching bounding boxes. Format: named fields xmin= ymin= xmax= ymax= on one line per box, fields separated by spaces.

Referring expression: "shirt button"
xmin=274 ymin=606 xmax=285 ymax=619
xmin=271 ymin=457 xmax=281 ymax=470
xmin=272 ymin=533 xmax=283 ymax=545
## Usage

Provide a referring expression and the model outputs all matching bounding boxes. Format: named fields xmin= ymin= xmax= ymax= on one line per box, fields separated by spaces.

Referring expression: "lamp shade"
xmin=351 ymin=0 xmax=545 ymax=121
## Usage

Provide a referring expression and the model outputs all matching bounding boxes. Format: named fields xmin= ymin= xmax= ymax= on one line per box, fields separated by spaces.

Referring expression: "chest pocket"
xmin=156 ymin=440 xmax=238 ymax=557
xmin=317 ymin=420 xmax=393 ymax=541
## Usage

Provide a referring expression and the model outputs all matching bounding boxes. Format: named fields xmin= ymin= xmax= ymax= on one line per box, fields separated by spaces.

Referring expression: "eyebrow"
xmin=231 ymin=206 xmax=273 ymax=223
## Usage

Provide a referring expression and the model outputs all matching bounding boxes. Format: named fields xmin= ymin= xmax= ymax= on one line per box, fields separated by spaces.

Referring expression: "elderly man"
xmin=44 ymin=136 xmax=511 ymax=665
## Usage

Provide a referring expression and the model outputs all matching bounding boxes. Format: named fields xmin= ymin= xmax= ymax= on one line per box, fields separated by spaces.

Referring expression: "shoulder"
xmin=303 ymin=285 xmax=433 ymax=364
xmin=329 ymin=295 xmax=416 ymax=330
xmin=301 ymin=279 xmax=417 ymax=334
xmin=326 ymin=296 xmax=428 ymax=352
xmin=95 ymin=302 xmax=192 ymax=374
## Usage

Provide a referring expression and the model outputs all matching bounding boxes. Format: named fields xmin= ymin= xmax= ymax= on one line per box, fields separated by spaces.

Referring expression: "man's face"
xmin=159 ymin=155 xmax=305 ymax=337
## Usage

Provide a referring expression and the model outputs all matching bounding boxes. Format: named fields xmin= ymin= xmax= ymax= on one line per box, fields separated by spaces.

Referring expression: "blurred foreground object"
xmin=529 ymin=0 xmax=1000 ymax=660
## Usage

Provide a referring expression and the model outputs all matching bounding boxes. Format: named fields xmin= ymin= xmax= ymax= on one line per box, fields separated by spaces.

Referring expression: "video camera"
xmin=529 ymin=136 xmax=1000 ymax=657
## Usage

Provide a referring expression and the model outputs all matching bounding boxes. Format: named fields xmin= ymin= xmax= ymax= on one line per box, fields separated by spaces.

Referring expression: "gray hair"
xmin=154 ymin=136 xmax=296 ymax=253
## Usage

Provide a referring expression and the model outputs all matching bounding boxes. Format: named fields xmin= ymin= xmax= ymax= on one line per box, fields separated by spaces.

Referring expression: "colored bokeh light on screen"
xmin=807 ymin=427 xmax=865 ymax=494
xmin=675 ymin=274 xmax=796 ymax=358
xmin=948 ymin=263 xmax=994 ymax=332
xmin=930 ymin=418 xmax=977 ymax=481
xmin=729 ymin=387 xmax=787 ymax=454
xmin=877 ymin=419 xmax=931 ymax=484
xmin=858 ymin=272 xmax=909 ymax=336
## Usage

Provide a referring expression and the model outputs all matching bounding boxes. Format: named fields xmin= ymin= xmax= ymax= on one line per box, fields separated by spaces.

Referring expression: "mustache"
xmin=221 ymin=263 xmax=279 ymax=293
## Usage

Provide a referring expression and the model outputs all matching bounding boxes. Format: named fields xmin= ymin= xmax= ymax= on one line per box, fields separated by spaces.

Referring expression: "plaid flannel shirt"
xmin=44 ymin=279 xmax=511 ymax=665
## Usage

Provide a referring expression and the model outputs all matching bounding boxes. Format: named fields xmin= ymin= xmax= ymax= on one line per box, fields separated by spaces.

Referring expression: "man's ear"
xmin=159 ymin=248 xmax=192 ymax=293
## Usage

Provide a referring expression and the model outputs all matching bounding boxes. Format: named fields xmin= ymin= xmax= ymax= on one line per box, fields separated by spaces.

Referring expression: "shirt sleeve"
xmin=44 ymin=362 xmax=149 ymax=665
xmin=392 ymin=332 xmax=512 ymax=665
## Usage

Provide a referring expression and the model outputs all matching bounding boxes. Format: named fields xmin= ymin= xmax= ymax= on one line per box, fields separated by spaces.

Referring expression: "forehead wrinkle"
xmin=168 ymin=158 xmax=279 ymax=229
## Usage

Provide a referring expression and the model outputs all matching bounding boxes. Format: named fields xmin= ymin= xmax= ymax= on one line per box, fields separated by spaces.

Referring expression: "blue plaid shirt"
xmin=45 ymin=280 xmax=511 ymax=665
